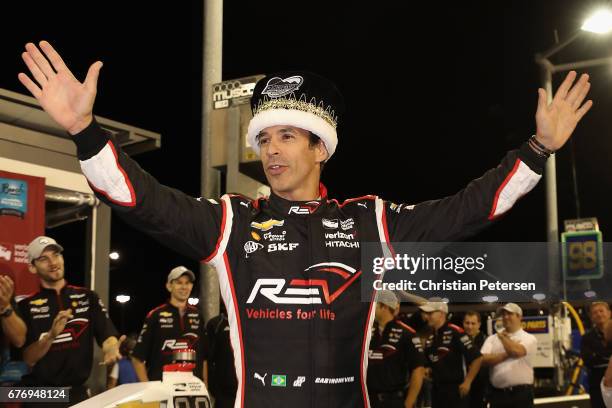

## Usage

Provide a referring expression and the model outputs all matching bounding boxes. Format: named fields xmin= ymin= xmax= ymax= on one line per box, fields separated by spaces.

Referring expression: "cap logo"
xmin=39 ymin=239 xmax=50 ymax=245
xmin=261 ymin=76 xmax=304 ymax=98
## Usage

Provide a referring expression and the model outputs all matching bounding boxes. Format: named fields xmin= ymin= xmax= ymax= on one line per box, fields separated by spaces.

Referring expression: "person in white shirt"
xmin=480 ymin=303 xmax=537 ymax=408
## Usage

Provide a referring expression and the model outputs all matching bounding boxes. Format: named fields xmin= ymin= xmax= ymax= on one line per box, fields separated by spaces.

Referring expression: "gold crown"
xmin=253 ymin=94 xmax=338 ymax=129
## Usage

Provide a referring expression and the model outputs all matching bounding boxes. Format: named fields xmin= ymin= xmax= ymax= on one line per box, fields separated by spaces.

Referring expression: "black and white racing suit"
xmin=73 ymin=119 xmax=546 ymax=408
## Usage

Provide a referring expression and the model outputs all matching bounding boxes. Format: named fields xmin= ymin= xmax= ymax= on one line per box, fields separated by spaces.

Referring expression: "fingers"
xmin=22 ymin=52 xmax=48 ymax=88
xmin=537 ymin=88 xmax=548 ymax=111
xmin=0 ymin=276 xmax=13 ymax=305
xmin=552 ymin=71 xmax=577 ymax=105
xmin=565 ymin=74 xmax=590 ymax=108
xmin=39 ymin=41 xmax=69 ymax=73
xmin=24 ymin=43 xmax=55 ymax=79
xmin=84 ymin=61 xmax=103 ymax=92
xmin=55 ymin=309 xmax=74 ymax=323
xmin=570 ymin=79 xmax=591 ymax=110
xmin=17 ymin=73 xmax=42 ymax=98
xmin=576 ymin=100 xmax=594 ymax=122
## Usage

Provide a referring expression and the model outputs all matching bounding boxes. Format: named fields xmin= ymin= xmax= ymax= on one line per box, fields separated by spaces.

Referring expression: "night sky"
xmin=1 ymin=1 xmax=611 ymax=334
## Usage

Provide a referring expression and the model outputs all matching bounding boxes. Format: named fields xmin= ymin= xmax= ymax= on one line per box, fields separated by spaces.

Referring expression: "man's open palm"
xmin=18 ymin=41 xmax=102 ymax=135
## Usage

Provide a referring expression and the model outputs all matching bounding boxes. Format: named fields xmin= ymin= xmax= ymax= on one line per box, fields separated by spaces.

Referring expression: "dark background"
xmin=1 ymin=1 xmax=611 ymax=334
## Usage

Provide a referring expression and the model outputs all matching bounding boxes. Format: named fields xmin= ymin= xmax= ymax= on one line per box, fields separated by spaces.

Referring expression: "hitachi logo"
xmin=325 ymin=241 xmax=359 ymax=248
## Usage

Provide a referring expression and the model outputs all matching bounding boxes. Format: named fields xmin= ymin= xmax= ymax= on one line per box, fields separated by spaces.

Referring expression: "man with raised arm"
xmin=18 ymin=41 xmax=592 ymax=407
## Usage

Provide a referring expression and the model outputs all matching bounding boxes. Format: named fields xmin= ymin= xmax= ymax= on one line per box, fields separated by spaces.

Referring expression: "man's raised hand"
xmin=535 ymin=70 xmax=593 ymax=151
xmin=18 ymin=41 xmax=102 ymax=135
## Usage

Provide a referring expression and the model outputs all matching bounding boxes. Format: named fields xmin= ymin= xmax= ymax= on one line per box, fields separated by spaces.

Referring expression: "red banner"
xmin=0 ymin=170 xmax=45 ymax=296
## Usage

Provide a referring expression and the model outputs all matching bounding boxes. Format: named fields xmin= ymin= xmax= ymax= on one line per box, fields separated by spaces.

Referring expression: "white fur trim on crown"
xmin=247 ymin=108 xmax=338 ymax=159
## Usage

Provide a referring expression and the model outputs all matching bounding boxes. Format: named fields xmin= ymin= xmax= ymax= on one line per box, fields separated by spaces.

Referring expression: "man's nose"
xmin=266 ymin=137 xmax=281 ymax=155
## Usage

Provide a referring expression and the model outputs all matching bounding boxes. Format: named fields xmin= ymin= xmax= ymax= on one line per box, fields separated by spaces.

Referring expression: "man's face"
xmin=167 ymin=275 xmax=193 ymax=302
xmin=501 ymin=310 xmax=522 ymax=331
xmin=463 ymin=314 xmax=481 ymax=337
xmin=30 ymin=248 xmax=65 ymax=284
xmin=257 ymin=126 xmax=327 ymax=198
xmin=374 ymin=303 xmax=395 ymax=323
xmin=591 ymin=304 xmax=611 ymax=326
xmin=425 ymin=310 xmax=445 ymax=328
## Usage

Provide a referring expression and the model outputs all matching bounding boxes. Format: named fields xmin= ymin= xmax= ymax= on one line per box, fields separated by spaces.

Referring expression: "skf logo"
xmin=268 ymin=243 xmax=299 ymax=252
xmin=160 ymin=311 xmax=172 ymax=317
xmin=288 ymin=201 xmax=320 ymax=215
xmin=251 ymin=219 xmax=285 ymax=231
xmin=161 ymin=333 xmax=198 ymax=352
xmin=30 ymin=298 xmax=48 ymax=306
xmin=246 ymin=262 xmax=361 ymax=305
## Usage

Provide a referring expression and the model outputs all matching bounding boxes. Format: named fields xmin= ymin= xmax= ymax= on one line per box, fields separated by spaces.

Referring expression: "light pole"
xmin=534 ymin=9 xmax=612 ymax=391
xmin=534 ymin=10 xmax=612 ymax=294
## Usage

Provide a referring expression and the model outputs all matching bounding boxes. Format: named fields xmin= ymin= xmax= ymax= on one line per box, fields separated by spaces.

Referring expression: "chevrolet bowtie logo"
xmin=250 ymin=219 xmax=285 ymax=232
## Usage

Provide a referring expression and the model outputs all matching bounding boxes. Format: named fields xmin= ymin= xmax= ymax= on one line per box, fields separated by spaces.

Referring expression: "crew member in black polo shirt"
xmin=18 ymin=236 xmax=122 ymax=406
xmin=368 ymin=291 xmax=425 ymax=408
xmin=206 ymin=305 xmax=237 ymax=408
xmin=132 ymin=266 xmax=207 ymax=381
xmin=463 ymin=311 xmax=488 ymax=408
xmin=421 ymin=301 xmax=483 ymax=408
xmin=581 ymin=301 xmax=612 ymax=408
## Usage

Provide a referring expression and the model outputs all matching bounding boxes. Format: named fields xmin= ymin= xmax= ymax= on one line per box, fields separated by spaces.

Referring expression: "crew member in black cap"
xmin=18 ymin=236 xmax=122 ymax=406
xmin=421 ymin=301 xmax=483 ymax=408
xmin=19 ymin=40 xmax=592 ymax=407
xmin=132 ymin=266 xmax=207 ymax=382
xmin=368 ymin=291 xmax=425 ymax=408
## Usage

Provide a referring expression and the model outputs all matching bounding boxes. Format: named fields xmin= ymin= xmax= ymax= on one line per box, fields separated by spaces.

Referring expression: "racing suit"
xmin=73 ymin=119 xmax=546 ymax=407
xmin=17 ymin=283 xmax=118 ymax=403
xmin=367 ymin=320 xmax=425 ymax=407
xmin=132 ymin=302 xmax=207 ymax=381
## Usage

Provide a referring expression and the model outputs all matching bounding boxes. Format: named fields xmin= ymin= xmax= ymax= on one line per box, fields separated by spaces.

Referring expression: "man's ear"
xmin=316 ymin=141 xmax=329 ymax=164
xmin=27 ymin=263 xmax=37 ymax=275
xmin=166 ymin=282 xmax=172 ymax=293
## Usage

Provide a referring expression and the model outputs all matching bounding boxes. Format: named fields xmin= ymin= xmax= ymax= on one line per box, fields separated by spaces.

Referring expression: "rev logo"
xmin=288 ymin=201 xmax=320 ymax=215
xmin=246 ymin=262 xmax=361 ymax=305
xmin=161 ymin=333 xmax=199 ymax=352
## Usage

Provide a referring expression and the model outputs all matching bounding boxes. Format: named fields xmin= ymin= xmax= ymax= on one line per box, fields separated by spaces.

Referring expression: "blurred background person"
xmin=463 ymin=311 xmax=488 ymax=408
xmin=132 ymin=266 xmax=207 ymax=382
xmin=421 ymin=301 xmax=482 ymax=408
xmin=368 ymin=291 xmax=425 ymax=408
xmin=481 ymin=303 xmax=537 ymax=408
xmin=206 ymin=304 xmax=237 ymax=408
xmin=107 ymin=333 xmax=139 ymax=389
xmin=582 ymin=301 xmax=612 ymax=408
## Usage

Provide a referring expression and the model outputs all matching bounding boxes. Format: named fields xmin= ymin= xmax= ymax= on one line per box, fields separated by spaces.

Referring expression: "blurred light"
xmin=539 ymin=309 xmax=544 ymax=315
xmin=482 ymin=295 xmax=498 ymax=303
xmin=582 ymin=9 xmax=612 ymax=34
xmin=188 ymin=297 xmax=199 ymax=306
xmin=109 ymin=251 xmax=120 ymax=260
xmin=533 ymin=293 xmax=546 ymax=301
xmin=585 ymin=290 xmax=597 ymax=298
xmin=116 ymin=295 xmax=131 ymax=303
